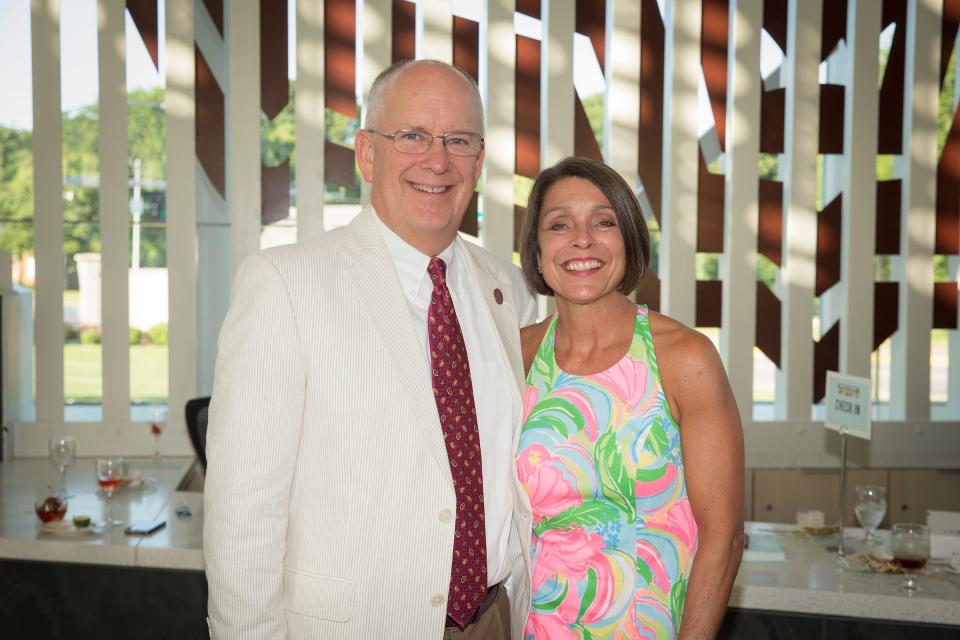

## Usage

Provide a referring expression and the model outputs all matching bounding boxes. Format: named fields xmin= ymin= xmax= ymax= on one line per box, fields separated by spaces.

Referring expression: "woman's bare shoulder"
xmin=521 ymin=318 xmax=552 ymax=374
xmin=648 ymin=310 xmax=724 ymax=381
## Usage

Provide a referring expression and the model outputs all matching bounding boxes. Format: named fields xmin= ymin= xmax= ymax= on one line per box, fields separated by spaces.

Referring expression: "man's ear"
xmin=355 ymin=130 xmax=375 ymax=183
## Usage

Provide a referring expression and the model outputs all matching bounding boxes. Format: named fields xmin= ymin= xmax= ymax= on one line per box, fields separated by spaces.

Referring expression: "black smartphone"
xmin=124 ymin=520 xmax=167 ymax=536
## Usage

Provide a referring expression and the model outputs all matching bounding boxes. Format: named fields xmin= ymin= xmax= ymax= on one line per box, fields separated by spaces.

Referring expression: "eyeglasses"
xmin=364 ymin=128 xmax=484 ymax=156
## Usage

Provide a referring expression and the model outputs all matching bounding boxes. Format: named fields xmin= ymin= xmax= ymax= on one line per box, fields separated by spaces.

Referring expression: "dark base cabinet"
xmin=0 ymin=560 xmax=207 ymax=640
xmin=720 ymin=608 xmax=960 ymax=640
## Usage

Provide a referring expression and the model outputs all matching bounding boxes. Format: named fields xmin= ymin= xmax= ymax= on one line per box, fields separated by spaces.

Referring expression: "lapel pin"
xmin=494 ymin=288 xmax=504 ymax=305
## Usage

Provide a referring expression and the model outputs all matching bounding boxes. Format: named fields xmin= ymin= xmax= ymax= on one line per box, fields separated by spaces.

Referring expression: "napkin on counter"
xmin=928 ymin=510 xmax=960 ymax=565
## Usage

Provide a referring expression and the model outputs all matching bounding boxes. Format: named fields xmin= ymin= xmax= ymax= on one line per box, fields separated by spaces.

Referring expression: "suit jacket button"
xmin=430 ymin=595 xmax=445 ymax=607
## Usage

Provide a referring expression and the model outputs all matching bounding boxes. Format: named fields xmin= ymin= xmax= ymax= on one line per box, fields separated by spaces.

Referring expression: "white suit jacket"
xmin=203 ymin=206 xmax=536 ymax=639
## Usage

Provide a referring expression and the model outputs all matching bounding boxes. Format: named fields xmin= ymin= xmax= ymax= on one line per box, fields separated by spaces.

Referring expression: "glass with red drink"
xmin=892 ymin=523 xmax=930 ymax=594
xmin=95 ymin=457 xmax=127 ymax=526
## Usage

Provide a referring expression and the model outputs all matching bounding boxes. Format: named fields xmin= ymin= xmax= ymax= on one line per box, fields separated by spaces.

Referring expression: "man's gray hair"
xmin=364 ymin=59 xmax=484 ymax=133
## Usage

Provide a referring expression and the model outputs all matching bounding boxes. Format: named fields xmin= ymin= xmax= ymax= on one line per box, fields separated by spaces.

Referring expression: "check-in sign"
xmin=824 ymin=371 xmax=872 ymax=439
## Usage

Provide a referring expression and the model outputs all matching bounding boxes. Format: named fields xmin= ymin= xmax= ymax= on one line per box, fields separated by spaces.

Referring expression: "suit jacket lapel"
xmin=341 ymin=207 xmax=453 ymax=485
xmin=457 ymin=240 xmax=525 ymax=427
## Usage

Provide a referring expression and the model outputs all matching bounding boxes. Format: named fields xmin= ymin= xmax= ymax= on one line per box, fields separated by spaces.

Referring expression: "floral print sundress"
xmin=518 ymin=305 xmax=698 ymax=639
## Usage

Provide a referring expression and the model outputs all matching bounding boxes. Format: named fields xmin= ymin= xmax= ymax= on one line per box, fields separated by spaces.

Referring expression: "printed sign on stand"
xmin=825 ymin=371 xmax=872 ymax=440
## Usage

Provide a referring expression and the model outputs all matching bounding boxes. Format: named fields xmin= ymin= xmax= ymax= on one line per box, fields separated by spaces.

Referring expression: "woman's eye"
xmin=597 ymin=219 xmax=617 ymax=228
xmin=548 ymin=223 xmax=567 ymax=231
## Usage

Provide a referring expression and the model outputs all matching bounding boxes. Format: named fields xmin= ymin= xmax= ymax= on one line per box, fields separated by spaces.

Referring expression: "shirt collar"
xmin=373 ymin=208 xmax=459 ymax=301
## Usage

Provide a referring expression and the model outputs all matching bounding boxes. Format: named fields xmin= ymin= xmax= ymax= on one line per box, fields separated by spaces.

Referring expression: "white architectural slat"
xmin=480 ymin=0 xmax=517 ymax=261
xmin=194 ymin=0 xmax=229 ymax=397
xmin=360 ymin=0 xmax=393 ymax=206
xmin=31 ymin=0 xmax=64 ymax=423
xmin=606 ymin=0 xmax=641 ymax=186
xmin=660 ymin=0 xmax=701 ymax=327
xmin=720 ymin=0 xmax=763 ymax=422
xmin=417 ymin=0 xmax=453 ymax=63
xmin=839 ymin=0 xmax=882 ymax=378
xmin=165 ymin=0 xmax=198 ymax=445
xmin=227 ymin=2 xmax=261 ymax=270
xmin=97 ymin=0 xmax=130 ymax=421
xmin=777 ymin=0 xmax=823 ymax=419
xmin=948 ymin=258 xmax=960 ymax=416
xmin=540 ymin=0 xmax=575 ymax=167
xmin=296 ymin=0 xmax=326 ymax=241
xmin=891 ymin=0 xmax=941 ymax=419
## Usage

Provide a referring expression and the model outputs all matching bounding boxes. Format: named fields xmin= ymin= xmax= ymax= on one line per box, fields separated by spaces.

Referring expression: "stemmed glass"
xmin=150 ymin=407 xmax=167 ymax=459
xmin=892 ymin=523 xmax=930 ymax=594
xmin=95 ymin=457 xmax=127 ymax=526
xmin=853 ymin=485 xmax=886 ymax=544
xmin=49 ymin=436 xmax=76 ymax=496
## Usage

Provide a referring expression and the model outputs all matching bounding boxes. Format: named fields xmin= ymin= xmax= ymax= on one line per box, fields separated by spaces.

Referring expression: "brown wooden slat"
xmin=127 ymin=0 xmax=159 ymax=71
xmin=326 ymin=0 xmax=357 ymax=118
xmin=937 ymin=105 xmax=960 ymax=255
xmin=695 ymin=280 xmax=722 ymax=328
xmin=261 ymin=160 xmax=290 ymax=225
xmin=763 ymin=0 xmax=787 ymax=52
xmin=261 ymin=0 xmax=289 ymax=121
xmin=639 ymin=0 xmax=665 ymax=223
xmin=576 ymin=0 xmax=606 ymax=70
xmin=635 ymin=270 xmax=661 ymax=312
xmin=202 ymin=0 xmax=224 ymax=37
xmin=941 ymin=0 xmax=960 ymax=87
xmin=816 ymin=194 xmax=842 ymax=296
xmin=574 ymin=94 xmax=602 ymax=161
xmin=517 ymin=0 xmax=540 ymax=19
xmin=459 ymin=192 xmax=478 ymax=237
xmin=453 ymin=16 xmax=479 ymax=82
xmin=760 ymin=88 xmax=785 ymax=153
xmin=821 ymin=0 xmax=848 ymax=61
xmin=874 ymin=281 xmax=899 ymax=349
xmin=701 ymin=0 xmax=729 ymax=149
xmin=819 ymin=84 xmax=845 ymax=155
xmin=819 ymin=85 xmax=846 ymax=154
xmin=324 ymin=140 xmax=357 ymax=188
xmin=196 ymin=46 xmax=225 ymax=198
xmin=756 ymin=282 xmax=782 ymax=368
xmin=877 ymin=0 xmax=906 ymax=155
xmin=516 ymin=35 xmax=541 ymax=180
xmin=392 ymin=0 xmax=416 ymax=62
xmin=934 ymin=282 xmax=959 ymax=329
xmin=875 ymin=180 xmax=902 ymax=255
xmin=758 ymin=179 xmax=783 ymax=267
xmin=698 ymin=156 xmax=724 ymax=253
xmin=813 ymin=321 xmax=840 ymax=403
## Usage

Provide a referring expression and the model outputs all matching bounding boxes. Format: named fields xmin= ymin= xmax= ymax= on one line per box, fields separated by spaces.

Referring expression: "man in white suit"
xmin=203 ymin=60 xmax=536 ymax=639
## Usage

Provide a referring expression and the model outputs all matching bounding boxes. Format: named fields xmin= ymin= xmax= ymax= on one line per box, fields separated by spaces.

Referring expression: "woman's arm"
xmin=654 ymin=317 xmax=745 ymax=640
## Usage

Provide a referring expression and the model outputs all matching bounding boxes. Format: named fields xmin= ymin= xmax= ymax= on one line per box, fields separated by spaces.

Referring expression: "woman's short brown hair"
xmin=519 ymin=156 xmax=651 ymax=296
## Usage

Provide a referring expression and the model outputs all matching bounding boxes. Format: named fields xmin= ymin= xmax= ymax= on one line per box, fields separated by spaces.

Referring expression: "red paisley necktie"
xmin=427 ymin=256 xmax=487 ymax=627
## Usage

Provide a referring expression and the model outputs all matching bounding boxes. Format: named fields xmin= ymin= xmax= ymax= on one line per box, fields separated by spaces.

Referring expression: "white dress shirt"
xmin=374 ymin=213 xmax=517 ymax=586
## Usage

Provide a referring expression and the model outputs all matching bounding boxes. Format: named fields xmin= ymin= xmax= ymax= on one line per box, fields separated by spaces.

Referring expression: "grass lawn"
xmin=65 ymin=344 xmax=168 ymax=404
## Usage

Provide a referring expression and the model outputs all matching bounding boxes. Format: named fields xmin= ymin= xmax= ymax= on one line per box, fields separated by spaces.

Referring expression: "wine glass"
xmin=49 ymin=436 xmax=76 ymax=496
xmin=892 ymin=523 xmax=930 ymax=594
xmin=95 ymin=457 xmax=127 ymax=526
xmin=853 ymin=484 xmax=886 ymax=543
xmin=150 ymin=408 xmax=167 ymax=459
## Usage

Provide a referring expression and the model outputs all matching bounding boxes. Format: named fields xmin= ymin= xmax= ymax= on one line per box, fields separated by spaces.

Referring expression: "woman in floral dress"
xmin=516 ymin=157 xmax=745 ymax=639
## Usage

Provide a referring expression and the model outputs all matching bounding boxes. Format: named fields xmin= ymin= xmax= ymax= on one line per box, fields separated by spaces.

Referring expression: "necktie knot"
xmin=428 ymin=256 xmax=448 ymax=287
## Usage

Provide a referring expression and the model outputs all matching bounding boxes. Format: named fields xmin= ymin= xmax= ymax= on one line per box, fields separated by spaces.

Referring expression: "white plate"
xmin=39 ymin=521 xmax=103 ymax=537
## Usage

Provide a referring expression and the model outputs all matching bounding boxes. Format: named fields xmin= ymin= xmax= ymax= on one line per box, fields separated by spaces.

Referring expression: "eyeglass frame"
xmin=363 ymin=128 xmax=485 ymax=156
